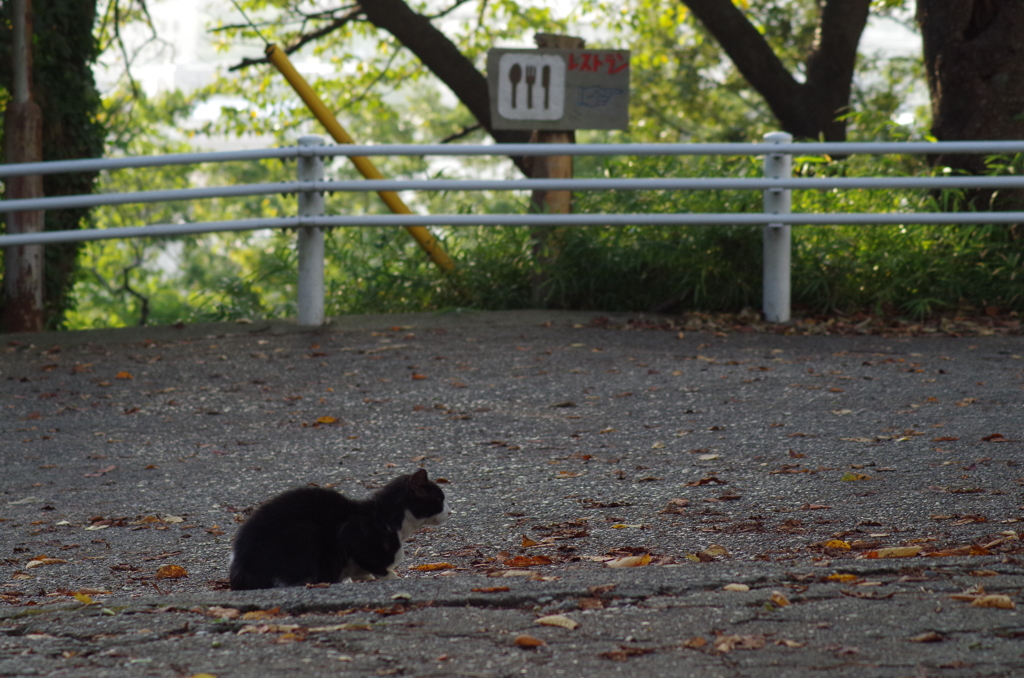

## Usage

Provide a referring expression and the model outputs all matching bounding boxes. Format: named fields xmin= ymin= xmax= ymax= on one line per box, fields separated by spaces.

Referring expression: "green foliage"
xmin=51 ymin=0 xmax=1024 ymax=328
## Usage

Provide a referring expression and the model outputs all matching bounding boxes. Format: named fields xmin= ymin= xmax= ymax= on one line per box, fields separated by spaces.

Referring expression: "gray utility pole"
xmin=3 ymin=0 xmax=46 ymax=332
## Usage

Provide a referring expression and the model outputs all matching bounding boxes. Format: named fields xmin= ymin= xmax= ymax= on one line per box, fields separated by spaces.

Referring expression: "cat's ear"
xmin=410 ymin=468 xmax=429 ymax=488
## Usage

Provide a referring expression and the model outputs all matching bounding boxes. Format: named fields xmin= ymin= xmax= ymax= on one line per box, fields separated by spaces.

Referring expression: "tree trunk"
xmin=917 ymin=0 xmax=1024 ymax=211
xmin=1 ymin=0 xmax=103 ymax=330
xmin=2 ymin=0 xmax=45 ymax=333
xmin=679 ymin=0 xmax=871 ymax=141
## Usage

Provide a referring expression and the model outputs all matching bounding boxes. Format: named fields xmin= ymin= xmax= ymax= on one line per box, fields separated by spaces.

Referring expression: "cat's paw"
xmin=348 ymin=572 xmax=376 ymax=582
xmin=382 ymin=568 xmax=399 ymax=580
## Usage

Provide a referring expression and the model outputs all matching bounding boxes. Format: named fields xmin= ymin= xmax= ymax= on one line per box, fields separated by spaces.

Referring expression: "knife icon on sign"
xmin=542 ymin=65 xmax=551 ymax=109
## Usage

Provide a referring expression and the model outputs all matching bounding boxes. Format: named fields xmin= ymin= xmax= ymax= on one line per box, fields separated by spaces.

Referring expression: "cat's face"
xmin=403 ymin=469 xmax=451 ymax=534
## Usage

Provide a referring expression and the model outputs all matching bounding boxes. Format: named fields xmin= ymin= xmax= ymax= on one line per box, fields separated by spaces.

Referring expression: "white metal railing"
xmin=2 ymin=133 xmax=1024 ymax=324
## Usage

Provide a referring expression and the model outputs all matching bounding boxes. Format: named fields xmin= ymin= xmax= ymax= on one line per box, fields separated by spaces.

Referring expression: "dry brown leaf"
xmin=599 ymin=645 xmax=655 ymax=661
xmin=535 ymin=615 xmax=580 ymax=630
xmin=723 ymin=583 xmax=750 ymax=592
xmin=206 ymin=606 xmax=240 ymax=619
xmin=682 ymin=636 xmax=707 ymax=649
xmin=770 ymin=590 xmax=791 ymax=607
xmin=26 ymin=557 xmax=67 ymax=568
xmin=521 ymin=535 xmax=541 ymax=547
xmin=909 ymin=632 xmax=943 ymax=643
xmin=503 ymin=555 xmax=552 ymax=568
xmin=776 ymin=639 xmax=805 ymax=648
xmin=970 ymin=595 xmax=1016 ymax=609
xmin=410 ymin=562 xmax=455 ymax=571
xmin=865 ymin=546 xmax=922 ymax=559
xmin=514 ymin=634 xmax=546 ymax=648
xmin=825 ymin=573 xmax=859 ymax=583
xmin=605 ymin=554 xmax=651 ymax=568
xmin=824 ymin=540 xmax=851 ymax=550
xmin=714 ymin=634 xmax=766 ymax=653
xmin=155 ymin=564 xmax=188 ymax=579
xmin=241 ymin=607 xmax=285 ymax=620
xmin=470 ymin=586 xmax=510 ymax=593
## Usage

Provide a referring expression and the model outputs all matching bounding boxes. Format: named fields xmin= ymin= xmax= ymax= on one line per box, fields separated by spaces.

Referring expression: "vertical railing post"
xmin=762 ymin=131 xmax=793 ymax=323
xmin=297 ymin=135 xmax=325 ymax=327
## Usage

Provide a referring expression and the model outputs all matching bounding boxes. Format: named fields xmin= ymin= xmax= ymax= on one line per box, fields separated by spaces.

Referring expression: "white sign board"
xmin=487 ymin=48 xmax=630 ymax=131
xmin=495 ymin=53 xmax=566 ymax=121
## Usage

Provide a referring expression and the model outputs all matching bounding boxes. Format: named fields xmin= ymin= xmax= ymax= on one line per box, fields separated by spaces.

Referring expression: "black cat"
xmin=229 ymin=469 xmax=450 ymax=590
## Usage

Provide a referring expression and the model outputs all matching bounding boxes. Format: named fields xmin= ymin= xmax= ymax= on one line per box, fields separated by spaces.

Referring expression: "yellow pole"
xmin=265 ymin=44 xmax=455 ymax=273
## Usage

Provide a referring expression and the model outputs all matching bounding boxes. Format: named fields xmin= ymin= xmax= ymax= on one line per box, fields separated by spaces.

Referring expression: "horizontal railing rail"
xmin=2 ymin=134 xmax=1023 ymax=324
xmin=3 ymin=175 xmax=1024 ymax=214
xmin=2 ymin=140 xmax=1024 ymax=178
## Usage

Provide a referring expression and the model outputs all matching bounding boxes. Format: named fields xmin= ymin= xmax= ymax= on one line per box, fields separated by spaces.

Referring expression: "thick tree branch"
xmin=357 ymin=0 xmax=531 ymax=169
xmin=680 ymin=0 xmax=870 ymax=140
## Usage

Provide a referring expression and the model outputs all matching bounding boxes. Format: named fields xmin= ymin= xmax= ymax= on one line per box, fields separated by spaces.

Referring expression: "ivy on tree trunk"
xmin=0 ymin=0 xmax=104 ymax=330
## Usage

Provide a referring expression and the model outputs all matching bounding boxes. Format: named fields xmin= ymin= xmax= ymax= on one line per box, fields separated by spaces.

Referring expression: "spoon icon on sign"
xmin=509 ymin=63 xmax=522 ymax=108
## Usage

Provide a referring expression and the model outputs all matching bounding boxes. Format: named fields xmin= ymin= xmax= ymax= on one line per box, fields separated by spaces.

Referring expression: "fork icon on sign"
xmin=525 ymin=66 xmax=537 ymax=109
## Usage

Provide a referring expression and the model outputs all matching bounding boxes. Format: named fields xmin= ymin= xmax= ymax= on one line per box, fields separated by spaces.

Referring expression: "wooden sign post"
xmin=487 ymin=35 xmax=630 ymax=302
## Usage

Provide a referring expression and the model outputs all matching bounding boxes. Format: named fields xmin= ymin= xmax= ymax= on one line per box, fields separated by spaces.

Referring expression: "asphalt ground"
xmin=1 ymin=309 xmax=1023 ymax=677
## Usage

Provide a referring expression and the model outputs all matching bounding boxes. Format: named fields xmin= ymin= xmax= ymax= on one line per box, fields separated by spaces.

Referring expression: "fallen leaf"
xmin=682 ymin=636 xmax=707 ymax=649
xmin=599 ymin=645 xmax=655 ymax=661
xmin=723 ymin=583 xmax=750 ymax=592
xmin=503 ymin=555 xmax=552 ymax=568
xmin=73 ymin=593 xmax=94 ymax=605
xmin=241 ymin=607 xmax=285 ymax=620
xmin=115 ymin=371 xmax=133 ymax=380
xmin=909 ymin=632 xmax=944 ymax=643
xmin=684 ymin=475 xmax=726 ymax=487
xmin=933 ymin=436 xmax=959 ymax=442
xmin=605 ymin=554 xmax=651 ymax=568
xmin=488 ymin=570 xmax=534 ymax=578
xmin=840 ymin=472 xmax=871 ymax=481
xmin=410 ymin=562 xmax=455 ymax=571
xmin=801 ymin=503 xmax=831 ymax=510
xmin=981 ymin=433 xmax=1007 ymax=442
xmin=700 ymin=544 xmax=730 ymax=560
xmin=521 ymin=535 xmax=541 ymax=547
xmin=514 ymin=634 xmax=546 ymax=648
xmin=535 ymin=615 xmax=580 ymax=630
xmin=840 ymin=589 xmax=894 ymax=600
xmin=26 ymin=557 xmax=67 ymax=568
xmin=84 ymin=465 xmax=117 ymax=478
xmin=206 ymin=606 xmax=240 ymax=619
xmin=314 ymin=416 xmax=338 ymax=425
xmin=825 ymin=573 xmax=859 ymax=583
xmin=770 ymin=591 xmax=791 ymax=607
xmin=970 ymin=595 xmax=1016 ymax=609
xmin=470 ymin=586 xmax=510 ymax=593
xmin=824 ymin=540 xmax=852 ymax=550
xmin=155 ymin=564 xmax=188 ymax=579
xmin=865 ymin=546 xmax=922 ymax=559
xmin=777 ymin=639 xmax=805 ymax=648
xmin=714 ymin=634 xmax=766 ymax=653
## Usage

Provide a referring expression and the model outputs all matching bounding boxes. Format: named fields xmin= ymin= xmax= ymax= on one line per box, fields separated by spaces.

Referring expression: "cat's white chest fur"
xmin=346 ymin=502 xmax=452 ymax=582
